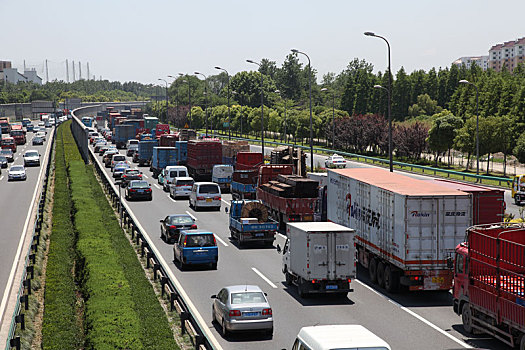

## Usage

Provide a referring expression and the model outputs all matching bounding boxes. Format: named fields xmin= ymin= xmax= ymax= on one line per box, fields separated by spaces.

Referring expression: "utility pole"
xmin=78 ymin=61 xmax=82 ymax=80
xmin=23 ymin=60 xmax=26 ymax=71
xmin=66 ymin=59 xmax=69 ymax=83
xmin=72 ymin=61 xmax=76 ymax=81
xmin=87 ymin=62 xmax=90 ymax=81
xmin=45 ymin=59 xmax=49 ymax=83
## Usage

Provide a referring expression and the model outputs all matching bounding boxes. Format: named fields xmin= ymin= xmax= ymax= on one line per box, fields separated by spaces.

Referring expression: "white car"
xmin=8 ymin=165 xmax=27 ymax=181
xmin=325 ymin=154 xmax=347 ymax=169
xmin=35 ymin=131 xmax=46 ymax=141
xmin=189 ymin=182 xmax=221 ymax=211
xmin=23 ymin=150 xmax=41 ymax=167
xmin=169 ymin=177 xmax=194 ymax=198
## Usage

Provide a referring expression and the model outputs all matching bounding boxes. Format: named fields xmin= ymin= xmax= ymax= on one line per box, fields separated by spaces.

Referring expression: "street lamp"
xmin=365 ymin=31 xmax=393 ymax=172
xmin=158 ymin=78 xmax=169 ymax=123
xmin=247 ymin=59 xmax=266 ymax=156
xmin=321 ymin=87 xmax=336 ymax=148
xmin=215 ymin=66 xmax=231 ymax=140
xmin=459 ymin=79 xmax=480 ymax=176
xmin=275 ymin=90 xmax=287 ymax=143
xmin=195 ymin=71 xmax=209 ymax=137
xmin=291 ymin=49 xmax=314 ymax=172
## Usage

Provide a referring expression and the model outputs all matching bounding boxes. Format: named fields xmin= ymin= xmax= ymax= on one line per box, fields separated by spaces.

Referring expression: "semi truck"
xmin=231 ymin=169 xmax=259 ymax=200
xmin=150 ymin=146 xmax=177 ymax=178
xmin=0 ymin=117 xmax=10 ymax=134
xmin=212 ymin=164 xmax=234 ymax=191
xmin=453 ymin=223 xmax=525 ymax=349
xmin=187 ymin=140 xmax=222 ymax=181
xmin=10 ymin=124 xmax=26 ymax=145
xmin=113 ymin=124 xmax=136 ymax=148
xmin=327 ymin=168 xmax=472 ymax=292
xmin=277 ymin=222 xmax=356 ymax=298
xmin=133 ymin=139 xmax=158 ymax=166
xmin=228 ymin=200 xmax=278 ymax=247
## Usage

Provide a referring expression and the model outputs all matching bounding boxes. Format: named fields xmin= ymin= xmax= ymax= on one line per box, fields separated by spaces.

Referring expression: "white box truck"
xmin=327 ymin=168 xmax=471 ymax=292
xmin=277 ymin=222 xmax=356 ymax=298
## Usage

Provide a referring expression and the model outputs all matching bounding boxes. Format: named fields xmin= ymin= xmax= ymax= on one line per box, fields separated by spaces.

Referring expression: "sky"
xmin=2 ymin=0 xmax=525 ymax=84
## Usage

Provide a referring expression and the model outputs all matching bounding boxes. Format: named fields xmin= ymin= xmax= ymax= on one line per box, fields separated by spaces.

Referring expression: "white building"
xmin=452 ymin=56 xmax=489 ymax=71
xmin=489 ymin=37 xmax=525 ymax=72
xmin=0 ymin=61 xmax=42 ymax=85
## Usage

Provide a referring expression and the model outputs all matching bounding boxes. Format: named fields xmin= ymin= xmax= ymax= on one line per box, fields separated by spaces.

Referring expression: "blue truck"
xmin=113 ymin=124 xmax=136 ymax=149
xmin=231 ymin=181 xmax=257 ymax=200
xmin=175 ymin=141 xmax=187 ymax=165
xmin=212 ymin=164 xmax=234 ymax=192
xmin=134 ymin=139 xmax=158 ymax=166
xmin=150 ymin=146 xmax=177 ymax=178
xmin=228 ymin=200 xmax=278 ymax=247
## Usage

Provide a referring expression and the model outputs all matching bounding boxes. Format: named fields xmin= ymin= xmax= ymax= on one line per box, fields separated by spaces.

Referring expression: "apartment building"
xmin=488 ymin=37 xmax=525 ymax=72
xmin=452 ymin=56 xmax=489 ymax=70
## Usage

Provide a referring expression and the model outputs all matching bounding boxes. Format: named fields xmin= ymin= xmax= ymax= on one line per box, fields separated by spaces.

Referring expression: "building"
xmin=488 ymin=37 xmax=525 ymax=72
xmin=452 ymin=56 xmax=489 ymax=70
xmin=0 ymin=60 xmax=42 ymax=85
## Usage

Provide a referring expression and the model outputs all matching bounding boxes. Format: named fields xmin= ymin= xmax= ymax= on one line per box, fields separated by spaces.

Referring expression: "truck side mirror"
xmin=276 ymin=244 xmax=281 ymax=253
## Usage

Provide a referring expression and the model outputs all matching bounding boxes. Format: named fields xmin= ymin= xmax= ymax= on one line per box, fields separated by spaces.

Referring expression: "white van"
xmin=292 ymin=325 xmax=391 ymax=350
xmin=169 ymin=177 xmax=194 ymax=198
xmin=162 ymin=165 xmax=189 ymax=191
xmin=189 ymin=182 xmax=221 ymax=211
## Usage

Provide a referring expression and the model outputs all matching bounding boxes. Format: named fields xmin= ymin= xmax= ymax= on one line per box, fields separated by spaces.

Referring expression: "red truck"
xmin=0 ymin=117 xmax=10 ymax=134
xmin=1 ymin=136 xmax=17 ymax=152
xmin=187 ymin=140 xmax=222 ymax=180
xmin=10 ymin=124 xmax=26 ymax=145
xmin=159 ymin=133 xmax=179 ymax=147
xmin=155 ymin=124 xmax=170 ymax=138
xmin=453 ymin=223 xmax=525 ymax=349
xmin=235 ymin=151 xmax=263 ymax=170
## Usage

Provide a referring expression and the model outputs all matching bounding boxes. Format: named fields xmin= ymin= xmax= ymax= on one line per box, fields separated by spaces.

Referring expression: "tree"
xmin=275 ymin=53 xmax=304 ymax=100
xmin=392 ymin=67 xmax=411 ymax=120
xmin=408 ymin=94 xmax=442 ymax=117
xmin=426 ymin=110 xmax=463 ymax=165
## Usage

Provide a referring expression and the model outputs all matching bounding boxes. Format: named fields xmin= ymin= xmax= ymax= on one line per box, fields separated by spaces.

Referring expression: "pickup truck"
xmin=228 ymin=200 xmax=278 ymax=247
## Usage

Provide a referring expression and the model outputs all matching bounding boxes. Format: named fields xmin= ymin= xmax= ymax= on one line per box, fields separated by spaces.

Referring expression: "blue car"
xmin=173 ymin=230 xmax=218 ymax=270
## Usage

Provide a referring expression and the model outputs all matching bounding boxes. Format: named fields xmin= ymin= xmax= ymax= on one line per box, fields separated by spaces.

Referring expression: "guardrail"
xmin=208 ymin=132 xmax=513 ymax=188
xmin=5 ymin=128 xmax=56 ymax=350
xmin=70 ymin=106 xmax=218 ymax=350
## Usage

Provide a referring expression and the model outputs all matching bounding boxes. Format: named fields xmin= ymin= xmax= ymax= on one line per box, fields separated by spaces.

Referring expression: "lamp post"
xmin=195 ymin=71 xmax=209 ymax=137
xmin=275 ymin=90 xmax=287 ymax=143
xmin=158 ymin=78 xmax=169 ymax=123
xmin=246 ymin=59 xmax=266 ymax=157
xmin=365 ymin=31 xmax=393 ymax=172
xmin=167 ymin=75 xmax=179 ymax=127
xmin=321 ymin=87 xmax=336 ymax=148
xmin=291 ymin=49 xmax=314 ymax=171
xmin=215 ymin=66 xmax=231 ymax=140
xmin=459 ymin=79 xmax=480 ymax=176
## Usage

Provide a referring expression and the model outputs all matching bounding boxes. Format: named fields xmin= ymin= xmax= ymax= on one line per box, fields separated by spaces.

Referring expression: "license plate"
xmin=431 ymin=277 xmax=444 ymax=284
xmin=206 ymin=198 xmax=212 ymax=203
xmin=243 ymin=312 xmax=259 ymax=317
xmin=255 ymin=233 xmax=264 ymax=237
xmin=326 ymin=285 xmax=338 ymax=290
xmin=138 ymin=190 xmax=144 ymax=193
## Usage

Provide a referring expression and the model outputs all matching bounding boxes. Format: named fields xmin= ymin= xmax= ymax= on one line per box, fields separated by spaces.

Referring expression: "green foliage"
xmin=514 ymin=133 xmax=525 ymax=163
xmin=408 ymin=94 xmax=443 ymax=117
xmin=427 ymin=110 xmax=463 ymax=155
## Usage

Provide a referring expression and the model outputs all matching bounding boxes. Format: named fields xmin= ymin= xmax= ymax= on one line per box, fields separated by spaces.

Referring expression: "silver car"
xmin=211 ymin=285 xmax=273 ymax=337
xmin=8 ymin=165 xmax=27 ymax=181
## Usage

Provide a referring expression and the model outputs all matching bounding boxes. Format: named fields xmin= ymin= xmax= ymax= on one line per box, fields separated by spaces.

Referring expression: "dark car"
xmin=125 ymin=180 xmax=152 ymax=201
xmin=32 ymin=136 xmax=44 ymax=145
xmin=0 ymin=155 xmax=7 ymax=168
xmin=0 ymin=149 xmax=14 ymax=162
xmin=121 ymin=168 xmax=142 ymax=187
xmin=112 ymin=162 xmax=130 ymax=179
xmin=159 ymin=214 xmax=197 ymax=243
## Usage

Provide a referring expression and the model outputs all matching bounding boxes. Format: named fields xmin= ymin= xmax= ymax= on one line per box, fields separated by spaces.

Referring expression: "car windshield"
xmin=131 ymin=181 xmax=149 ymax=188
xmin=26 ymin=151 xmax=39 ymax=157
xmin=184 ymin=234 xmax=215 ymax=247
xmin=11 ymin=166 xmax=24 ymax=171
xmin=198 ymin=184 xmax=219 ymax=194
xmin=230 ymin=292 xmax=266 ymax=305
xmin=168 ymin=216 xmax=194 ymax=225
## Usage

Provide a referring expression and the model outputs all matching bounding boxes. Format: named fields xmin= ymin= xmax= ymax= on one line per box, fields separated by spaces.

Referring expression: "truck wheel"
xmin=461 ymin=303 xmax=473 ymax=334
xmin=377 ymin=262 xmax=386 ymax=288
xmin=384 ymin=265 xmax=400 ymax=293
xmin=285 ymin=271 xmax=293 ymax=286
xmin=298 ymin=279 xmax=308 ymax=298
xmin=369 ymin=258 xmax=378 ymax=283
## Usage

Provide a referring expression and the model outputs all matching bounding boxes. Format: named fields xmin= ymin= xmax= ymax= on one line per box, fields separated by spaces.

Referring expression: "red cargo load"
xmin=155 ymin=124 xmax=170 ymax=138
xmin=187 ymin=140 xmax=222 ymax=179
xmin=159 ymin=134 xmax=179 ymax=147
xmin=432 ymin=179 xmax=505 ymax=225
xmin=258 ymin=165 xmax=293 ymax=186
xmin=236 ymin=152 xmax=263 ymax=170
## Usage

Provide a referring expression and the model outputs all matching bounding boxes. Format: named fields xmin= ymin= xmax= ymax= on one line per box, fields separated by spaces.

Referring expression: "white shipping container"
xmin=286 ymin=222 xmax=356 ymax=281
xmin=327 ymin=169 xmax=471 ymax=272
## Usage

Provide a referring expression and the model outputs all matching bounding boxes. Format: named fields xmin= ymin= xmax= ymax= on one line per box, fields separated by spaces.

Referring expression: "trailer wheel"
xmin=377 ymin=262 xmax=386 ymax=288
xmin=384 ymin=265 xmax=400 ymax=293
xmin=461 ymin=303 xmax=473 ymax=334
xmin=369 ymin=258 xmax=378 ymax=283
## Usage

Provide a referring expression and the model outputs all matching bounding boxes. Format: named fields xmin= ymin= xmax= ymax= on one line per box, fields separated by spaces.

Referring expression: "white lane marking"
xmin=355 ymin=280 xmax=472 ymax=348
xmin=252 ymin=267 xmax=278 ymax=289
xmin=214 ymin=235 xmax=228 ymax=247
xmin=142 ymin=174 xmax=148 ymax=179
xmin=221 ymin=199 xmax=230 ymax=206
xmin=0 ymin=176 xmax=3 ymax=181
xmin=168 ymin=195 xmax=176 ymax=203
xmin=14 ymin=157 xmax=18 ymax=161
xmin=153 ymin=184 xmax=161 ymax=190
xmin=0 ymin=130 xmax=52 ymax=326
xmin=185 ymin=211 xmax=197 ymax=221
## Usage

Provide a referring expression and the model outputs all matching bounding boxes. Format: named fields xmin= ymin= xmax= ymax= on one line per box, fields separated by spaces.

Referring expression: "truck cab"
xmin=212 ymin=164 xmax=234 ymax=191
xmin=452 ymin=243 xmax=469 ymax=318
xmin=512 ymin=174 xmax=525 ymax=205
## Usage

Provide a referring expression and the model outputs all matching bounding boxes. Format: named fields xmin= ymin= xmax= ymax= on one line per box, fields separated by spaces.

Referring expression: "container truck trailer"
xmin=187 ymin=140 xmax=222 ymax=181
xmin=327 ymin=168 xmax=471 ymax=292
xmin=150 ymin=146 xmax=177 ymax=178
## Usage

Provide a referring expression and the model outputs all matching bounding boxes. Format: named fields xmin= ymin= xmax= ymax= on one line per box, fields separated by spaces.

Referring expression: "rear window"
xmin=176 ymin=179 xmax=193 ymax=186
xmin=198 ymin=184 xmax=219 ymax=194
xmin=131 ymin=181 xmax=149 ymax=188
xmin=113 ymin=155 xmax=125 ymax=161
xmin=184 ymin=234 xmax=215 ymax=247
xmin=230 ymin=292 xmax=266 ymax=304
xmin=168 ymin=216 xmax=194 ymax=225
xmin=170 ymin=170 xmax=187 ymax=178
xmin=126 ymin=170 xmax=140 ymax=175
xmin=129 ymin=140 xmax=139 ymax=145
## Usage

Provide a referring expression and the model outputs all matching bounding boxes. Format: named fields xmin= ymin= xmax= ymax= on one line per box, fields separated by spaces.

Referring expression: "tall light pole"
xmin=195 ymin=71 xmax=209 ymax=137
xmin=291 ymin=49 xmax=314 ymax=171
xmin=275 ymin=89 xmax=287 ymax=143
xmin=365 ymin=31 xmax=393 ymax=172
xmin=247 ymin=59 xmax=266 ymax=156
xmin=215 ymin=66 xmax=231 ymax=140
xmin=321 ymin=87 xmax=336 ymax=148
xmin=158 ymin=78 xmax=168 ymax=123
xmin=459 ymin=79 xmax=480 ymax=176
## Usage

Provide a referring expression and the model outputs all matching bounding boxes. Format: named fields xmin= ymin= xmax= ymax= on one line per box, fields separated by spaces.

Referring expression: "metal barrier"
xmin=70 ymin=107 xmax=218 ymax=350
xmin=208 ymin=132 xmax=513 ymax=188
xmin=5 ymin=127 xmax=56 ymax=350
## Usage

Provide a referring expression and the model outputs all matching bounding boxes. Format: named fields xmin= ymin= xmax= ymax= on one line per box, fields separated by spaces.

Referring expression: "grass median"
xmin=42 ymin=121 xmax=178 ymax=349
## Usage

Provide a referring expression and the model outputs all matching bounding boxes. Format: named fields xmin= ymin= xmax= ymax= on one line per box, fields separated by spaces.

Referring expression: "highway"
xmin=0 ymin=127 xmax=53 ymax=327
xmin=90 ymin=141 xmax=510 ymax=350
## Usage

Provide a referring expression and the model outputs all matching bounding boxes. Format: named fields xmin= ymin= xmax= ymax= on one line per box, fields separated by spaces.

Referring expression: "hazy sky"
xmin=2 ymin=0 xmax=525 ymax=84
